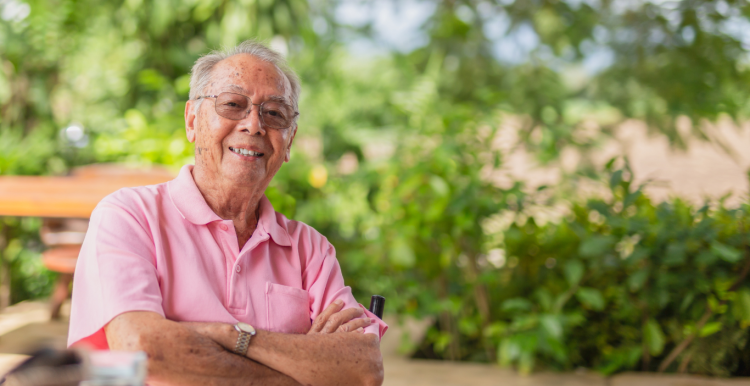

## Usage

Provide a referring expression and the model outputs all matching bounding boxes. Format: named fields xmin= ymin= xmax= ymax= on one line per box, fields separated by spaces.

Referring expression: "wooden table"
xmin=0 ymin=164 xmax=175 ymax=218
xmin=0 ymin=164 xmax=175 ymax=318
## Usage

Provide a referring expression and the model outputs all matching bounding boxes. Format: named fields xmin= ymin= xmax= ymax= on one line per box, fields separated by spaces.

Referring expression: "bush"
xmin=388 ymin=162 xmax=750 ymax=376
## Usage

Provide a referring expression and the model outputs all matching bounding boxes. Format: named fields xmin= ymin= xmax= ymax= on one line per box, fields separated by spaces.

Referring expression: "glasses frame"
xmin=196 ymin=92 xmax=299 ymax=129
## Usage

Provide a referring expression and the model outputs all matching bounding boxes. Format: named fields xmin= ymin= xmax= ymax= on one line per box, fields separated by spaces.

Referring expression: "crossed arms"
xmin=105 ymin=301 xmax=383 ymax=386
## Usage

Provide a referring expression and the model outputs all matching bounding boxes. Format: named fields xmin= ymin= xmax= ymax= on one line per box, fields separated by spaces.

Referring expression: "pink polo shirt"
xmin=68 ymin=164 xmax=386 ymax=348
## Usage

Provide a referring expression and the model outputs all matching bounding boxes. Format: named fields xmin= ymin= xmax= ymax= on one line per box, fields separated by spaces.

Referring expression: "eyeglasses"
xmin=196 ymin=92 xmax=299 ymax=129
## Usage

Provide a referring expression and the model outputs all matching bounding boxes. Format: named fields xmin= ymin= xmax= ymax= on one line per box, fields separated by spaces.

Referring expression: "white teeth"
xmin=231 ymin=147 xmax=262 ymax=156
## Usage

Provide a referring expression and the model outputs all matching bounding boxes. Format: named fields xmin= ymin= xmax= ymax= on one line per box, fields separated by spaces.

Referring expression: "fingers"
xmin=322 ymin=307 xmax=364 ymax=334
xmin=309 ymin=299 xmax=345 ymax=334
xmin=336 ymin=316 xmax=372 ymax=333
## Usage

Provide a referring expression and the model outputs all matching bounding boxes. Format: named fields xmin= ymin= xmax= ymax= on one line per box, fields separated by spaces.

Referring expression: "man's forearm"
xmin=106 ymin=312 xmax=300 ymax=386
xmin=251 ymin=330 xmax=384 ymax=386
xmin=205 ymin=325 xmax=384 ymax=386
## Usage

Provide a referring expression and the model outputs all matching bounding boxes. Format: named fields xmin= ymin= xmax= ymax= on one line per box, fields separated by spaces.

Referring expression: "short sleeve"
xmin=67 ymin=192 xmax=165 ymax=348
xmin=303 ymin=241 xmax=388 ymax=340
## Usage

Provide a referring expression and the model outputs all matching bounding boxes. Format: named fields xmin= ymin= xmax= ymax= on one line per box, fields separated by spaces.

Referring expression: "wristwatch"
xmin=233 ymin=322 xmax=256 ymax=356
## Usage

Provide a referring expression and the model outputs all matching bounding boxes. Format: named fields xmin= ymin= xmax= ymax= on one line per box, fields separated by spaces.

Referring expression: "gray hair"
xmin=189 ymin=40 xmax=301 ymax=114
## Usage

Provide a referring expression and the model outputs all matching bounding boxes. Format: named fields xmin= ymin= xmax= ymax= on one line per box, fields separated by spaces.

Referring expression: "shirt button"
xmin=235 ymin=265 xmax=241 ymax=273
xmin=219 ymin=224 xmax=228 ymax=231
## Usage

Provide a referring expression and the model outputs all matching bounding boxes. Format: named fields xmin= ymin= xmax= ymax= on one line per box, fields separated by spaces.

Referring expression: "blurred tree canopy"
xmin=2 ymin=0 xmax=750 ymax=376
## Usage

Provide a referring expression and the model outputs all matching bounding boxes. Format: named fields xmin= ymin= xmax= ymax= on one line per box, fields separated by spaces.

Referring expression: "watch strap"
xmin=233 ymin=323 xmax=255 ymax=356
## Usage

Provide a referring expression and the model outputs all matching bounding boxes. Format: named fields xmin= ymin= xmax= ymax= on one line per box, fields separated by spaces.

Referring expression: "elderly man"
xmin=68 ymin=40 xmax=387 ymax=386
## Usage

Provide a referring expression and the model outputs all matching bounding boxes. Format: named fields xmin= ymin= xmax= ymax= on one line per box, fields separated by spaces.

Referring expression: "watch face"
xmin=237 ymin=322 xmax=256 ymax=335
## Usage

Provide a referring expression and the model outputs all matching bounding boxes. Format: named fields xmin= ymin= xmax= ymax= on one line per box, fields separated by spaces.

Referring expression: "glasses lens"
xmin=261 ymin=101 xmax=295 ymax=128
xmin=215 ymin=93 xmax=249 ymax=120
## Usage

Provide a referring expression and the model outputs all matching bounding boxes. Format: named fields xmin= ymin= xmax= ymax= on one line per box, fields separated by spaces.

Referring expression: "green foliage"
xmin=0 ymin=217 xmax=55 ymax=304
xmin=484 ymin=164 xmax=750 ymax=375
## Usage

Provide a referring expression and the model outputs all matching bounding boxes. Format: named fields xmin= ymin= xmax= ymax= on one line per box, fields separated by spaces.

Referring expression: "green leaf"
xmin=680 ymin=292 xmax=695 ymax=312
xmin=498 ymin=333 xmax=537 ymax=368
xmin=518 ymin=351 xmax=535 ymax=375
xmin=609 ymin=169 xmax=623 ymax=190
xmin=644 ymin=319 xmax=665 ymax=356
xmin=711 ymin=242 xmax=743 ymax=264
xmin=663 ymin=243 xmax=686 ymax=266
xmin=564 ymin=259 xmax=584 ymax=287
xmin=696 ymin=250 xmax=718 ymax=265
xmin=429 ymin=175 xmax=449 ymax=197
xmin=458 ymin=317 xmax=480 ymax=336
xmin=605 ymin=157 xmax=617 ymax=171
xmin=483 ymin=322 xmax=507 ymax=338
xmin=579 ymin=236 xmax=616 ymax=259
xmin=264 ymin=186 xmax=297 ymax=219
xmin=535 ymin=288 xmax=553 ymax=312
xmin=625 ymin=246 xmax=649 ymax=264
xmin=623 ymin=190 xmax=642 ymax=208
xmin=699 ymin=322 xmax=722 ymax=337
xmin=540 ymin=314 xmax=563 ymax=340
xmin=597 ymin=346 xmax=642 ymax=375
xmin=627 ymin=269 xmax=649 ymax=292
xmin=576 ymin=287 xmax=605 ymax=311
xmin=388 ymin=238 xmax=416 ymax=268
xmin=735 ymin=289 xmax=750 ymax=324
xmin=498 ymin=338 xmax=521 ymax=366
xmin=501 ymin=298 xmax=532 ymax=312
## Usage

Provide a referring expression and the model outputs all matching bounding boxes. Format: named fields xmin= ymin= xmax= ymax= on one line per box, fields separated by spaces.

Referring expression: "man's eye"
xmin=220 ymin=100 xmax=246 ymax=109
xmin=265 ymin=109 xmax=284 ymax=118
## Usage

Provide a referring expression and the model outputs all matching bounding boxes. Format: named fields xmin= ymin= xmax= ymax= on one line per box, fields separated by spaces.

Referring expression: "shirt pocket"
xmin=265 ymin=282 xmax=312 ymax=334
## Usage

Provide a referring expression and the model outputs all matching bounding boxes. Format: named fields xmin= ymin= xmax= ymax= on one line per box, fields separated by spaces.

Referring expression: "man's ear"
xmin=185 ymin=100 xmax=197 ymax=143
xmin=284 ymin=125 xmax=298 ymax=163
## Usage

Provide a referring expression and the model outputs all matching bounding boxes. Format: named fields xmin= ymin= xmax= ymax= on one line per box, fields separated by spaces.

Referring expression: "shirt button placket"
xmin=235 ymin=265 xmax=241 ymax=273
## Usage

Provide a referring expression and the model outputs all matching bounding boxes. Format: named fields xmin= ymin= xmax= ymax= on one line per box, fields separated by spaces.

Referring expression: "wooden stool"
xmin=41 ymin=245 xmax=80 ymax=320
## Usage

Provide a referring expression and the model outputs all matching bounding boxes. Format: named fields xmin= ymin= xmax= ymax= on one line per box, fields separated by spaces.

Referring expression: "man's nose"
xmin=238 ymin=104 xmax=266 ymax=135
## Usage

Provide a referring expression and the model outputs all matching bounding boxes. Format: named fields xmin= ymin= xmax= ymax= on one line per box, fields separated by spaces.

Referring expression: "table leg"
xmin=49 ymin=273 xmax=72 ymax=320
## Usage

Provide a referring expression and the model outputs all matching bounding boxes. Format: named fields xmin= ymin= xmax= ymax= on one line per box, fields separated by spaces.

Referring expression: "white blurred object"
xmin=270 ymin=36 xmax=288 ymax=57
xmin=81 ymin=351 xmax=147 ymax=386
xmin=62 ymin=123 xmax=89 ymax=148
xmin=1 ymin=0 xmax=30 ymax=22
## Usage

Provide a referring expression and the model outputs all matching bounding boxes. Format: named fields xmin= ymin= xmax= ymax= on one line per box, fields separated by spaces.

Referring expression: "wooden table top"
xmin=0 ymin=164 xmax=175 ymax=218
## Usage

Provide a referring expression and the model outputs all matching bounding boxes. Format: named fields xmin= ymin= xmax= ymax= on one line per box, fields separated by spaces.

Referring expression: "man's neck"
xmin=191 ymin=166 xmax=264 ymax=233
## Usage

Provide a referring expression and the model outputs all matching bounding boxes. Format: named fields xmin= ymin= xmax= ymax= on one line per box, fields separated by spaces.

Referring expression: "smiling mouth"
xmin=229 ymin=147 xmax=264 ymax=157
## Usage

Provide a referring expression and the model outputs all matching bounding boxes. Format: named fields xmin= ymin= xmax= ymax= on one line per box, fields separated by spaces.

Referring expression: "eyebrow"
xmin=223 ymin=85 xmax=289 ymax=104
xmin=227 ymin=85 xmax=248 ymax=94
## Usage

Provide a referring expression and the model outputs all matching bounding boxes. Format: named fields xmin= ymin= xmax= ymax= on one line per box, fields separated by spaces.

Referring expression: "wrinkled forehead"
xmin=208 ymin=54 xmax=292 ymax=102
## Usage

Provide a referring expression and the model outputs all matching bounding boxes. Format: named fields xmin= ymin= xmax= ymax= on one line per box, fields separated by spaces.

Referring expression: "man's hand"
xmin=177 ymin=300 xmax=383 ymax=386
xmin=307 ymin=299 xmax=372 ymax=334
xmin=179 ymin=311 xmax=383 ymax=386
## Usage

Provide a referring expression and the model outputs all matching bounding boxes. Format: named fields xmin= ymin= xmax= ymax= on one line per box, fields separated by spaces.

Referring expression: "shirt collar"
xmin=256 ymin=195 xmax=292 ymax=247
xmin=168 ymin=165 xmax=292 ymax=247
xmin=168 ymin=165 xmax=222 ymax=225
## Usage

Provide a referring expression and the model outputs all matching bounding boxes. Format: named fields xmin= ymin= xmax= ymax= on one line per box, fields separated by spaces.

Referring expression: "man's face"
xmin=185 ymin=54 xmax=297 ymax=189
